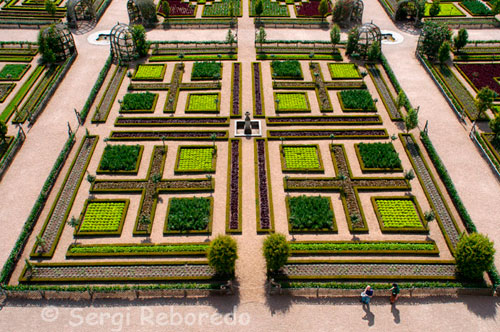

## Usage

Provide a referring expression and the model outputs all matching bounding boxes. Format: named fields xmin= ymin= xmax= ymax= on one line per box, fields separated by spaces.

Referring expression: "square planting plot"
xmin=0 ymin=83 xmax=15 ymax=102
xmin=275 ymin=92 xmax=311 ymax=112
xmin=175 ymin=146 xmax=216 ymax=173
xmin=372 ymin=197 xmax=427 ymax=233
xmin=455 ymin=63 xmax=500 ymax=97
xmin=328 ymin=63 xmax=362 ymax=79
xmin=424 ymin=3 xmax=465 ymax=16
xmin=203 ymin=0 xmax=242 ymax=16
xmin=97 ymin=144 xmax=143 ymax=174
xmin=281 ymin=144 xmax=323 ymax=172
xmin=165 ymin=197 xmax=212 ymax=233
xmin=355 ymin=142 xmax=402 ymax=172
xmin=287 ymin=195 xmax=336 ymax=232
xmin=250 ymin=0 xmax=289 ymax=16
xmin=338 ymin=89 xmax=376 ymax=111
xmin=271 ymin=60 xmax=303 ymax=79
xmin=186 ymin=93 xmax=220 ymax=113
xmin=0 ymin=64 xmax=29 ymax=80
xmin=460 ymin=0 xmax=492 ymax=15
xmin=120 ymin=92 xmax=158 ymax=113
xmin=295 ymin=0 xmax=331 ymax=17
xmin=77 ymin=200 xmax=129 ymax=236
xmin=158 ymin=0 xmax=196 ymax=17
xmin=191 ymin=61 xmax=222 ymax=80
xmin=133 ymin=64 xmax=166 ymax=81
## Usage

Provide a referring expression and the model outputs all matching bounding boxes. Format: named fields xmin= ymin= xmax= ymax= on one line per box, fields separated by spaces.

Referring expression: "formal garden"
xmin=0 ymin=0 xmax=498 ymax=301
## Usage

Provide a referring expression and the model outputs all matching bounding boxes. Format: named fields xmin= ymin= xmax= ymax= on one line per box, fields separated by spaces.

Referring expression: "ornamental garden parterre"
xmin=0 ymin=0 xmax=498 ymax=299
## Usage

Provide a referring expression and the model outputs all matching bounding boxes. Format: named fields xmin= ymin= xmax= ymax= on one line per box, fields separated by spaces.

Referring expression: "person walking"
xmin=361 ymin=285 xmax=374 ymax=304
xmin=390 ymin=283 xmax=400 ymax=304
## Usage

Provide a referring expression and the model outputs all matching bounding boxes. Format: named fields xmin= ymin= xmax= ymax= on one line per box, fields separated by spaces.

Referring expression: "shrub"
xmin=453 ymin=28 xmax=468 ymax=52
xmin=489 ymin=115 xmax=500 ymax=148
xmin=455 ymin=233 xmax=495 ymax=280
xmin=130 ymin=25 xmax=148 ymax=58
xmin=346 ymin=27 xmax=359 ymax=55
xmin=404 ymin=108 xmax=419 ymax=132
xmin=421 ymin=21 xmax=451 ymax=59
xmin=438 ymin=41 xmax=451 ymax=64
xmin=167 ymin=197 xmax=211 ymax=231
xmin=429 ymin=0 xmax=441 ymax=16
xmin=367 ymin=42 xmax=381 ymax=61
xmin=207 ymin=235 xmax=238 ymax=277
xmin=263 ymin=233 xmax=290 ymax=272
xmin=38 ymin=24 xmax=64 ymax=63
xmin=99 ymin=145 xmax=141 ymax=171
xmin=288 ymin=195 xmax=334 ymax=230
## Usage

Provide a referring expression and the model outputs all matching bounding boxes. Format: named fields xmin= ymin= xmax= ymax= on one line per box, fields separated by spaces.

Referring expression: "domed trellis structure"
xmin=67 ymin=0 xmax=96 ymax=29
xmin=357 ymin=22 xmax=381 ymax=56
xmin=127 ymin=0 xmax=158 ymax=27
xmin=332 ymin=0 xmax=364 ymax=28
xmin=109 ymin=23 xmax=137 ymax=63
xmin=39 ymin=23 xmax=77 ymax=62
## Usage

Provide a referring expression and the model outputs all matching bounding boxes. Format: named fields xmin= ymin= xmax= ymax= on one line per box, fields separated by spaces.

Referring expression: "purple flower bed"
xmin=253 ymin=63 xmax=263 ymax=116
xmin=268 ymin=129 xmax=387 ymax=138
xmin=229 ymin=140 xmax=240 ymax=229
xmin=159 ymin=1 xmax=196 ymax=17
xmin=110 ymin=131 xmax=227 ymax=139
xmin=296 ymin=0 xmax=331 ymax=17
xmin=232 ymin=63 xmax=241 ymax=116
xmin=456 ymin=63 xmax=500 ymax=96
xmin=257 ymin=140 xmax=270 ymax=230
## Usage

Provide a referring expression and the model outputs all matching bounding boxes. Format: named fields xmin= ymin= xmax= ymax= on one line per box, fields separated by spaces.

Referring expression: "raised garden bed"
xmin=455 ymin=63 xmax=500 ymax=97
xmin=76 ymin=199 xmax=129 ymax=236
xmin=328 ymin=63 xmax=362 ymax=79
xmin=0 ymin=83 xmax=15 ymax=102
xmin=287 ymin=195 xmax=336 ymax=233
xmin=255 ymin=138 xmax=274 ymax=232
xmin=0 ymin=63 xmax=30 ymax=80
xmin=132 ymin=64 xmax=166 ymax=81
xmin=66 ymin=242 xmax=209 ymax=257
xmin=227 ymin=139 xmax=242 ymax=233
xmin=271 ymin=60 xmax=303 ymax=79
xmin=459 ymin=0 xmax=492 ymax=16
xmin=164 ymin=197 xmax=213 ymax=234
xmin=290 ymin=240 xmax=439 ymax=255
xmin=120 ymin=92 xmax=158 ymax=113
xmin=96 ymin=144 xmax=143 ymax=174
xmin=191 ymin=61 xmax=222 ymax=80
xmin=174 ymin=145 xmax=216 ymax=173
xmin=424 ymin=3 xmax=466 ymax=17
xmin=158 ymin=0 xmax=197 ymax=17
xmin=186 ymin=92 xmax=220 ymax=113
xmin=355 ymin=142 xmax=403 ymax=172
xmin=274 ymin=92 xmax=311 ymax=112
xmin=280 ymin=144 xmax=324 ymax=172
xmin=372 ymin=196 xmax=428 ymax=233
xmin=338 ymin=89 xmax=377 ymax=112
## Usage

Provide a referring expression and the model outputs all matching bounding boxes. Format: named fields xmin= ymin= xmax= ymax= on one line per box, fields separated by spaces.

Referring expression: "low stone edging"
xmin=280 ymin=287 xmax=494 ymax=297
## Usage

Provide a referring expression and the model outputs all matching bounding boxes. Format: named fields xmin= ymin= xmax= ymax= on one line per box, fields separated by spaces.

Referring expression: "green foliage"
xmin=290 ymin=241 xmax=436 ymax=252
xmin=134 ymin=64 xmax=165 ymax=80
xmin=367 ymin=42 xmax=381 ymax=61
xmin=375 ymin=199 xmax=423 ymax=228
xmin=288 ymin=195 xmax=334 ymax=230
xmin=283 ymin=145 xmax=320 ymax=169
xmin=255 ymin=0 xmax=264 ymax=17
xmin=167 ymin=197 xmax=211 ymax=231
xmin=475 ymin=87 xmax=497 ymax=118
xmin=204 ymin=0 xmax=241 ymax=16
xmin=492 ymin=0 xmax=500 ymax=15
xmin=79 ymin=202 xmax=126 ymax=233
xmin=0 ymin=120 xmax=7 ymax=143
xmin=191 ymin=61 xmax=222 ymax=79
xmin=177 ymin=147 xmax=215 ymax=171
xmin=421 ymin=21 xmax=452 ymax=59
xmin=404 ymin=107 xmax=419 ymax=132
xmin=256 ymin=27 xmax=267 ymax=49
xmin=68 ymin=243 xmax=209 ymax=255
xmin=263 ymin=233 xmax=290 ymax=272
xmin=328 ymin=63 xmax=361 ymax=79
xmin=271 ymin=60 xmax=302 ymax=78
xmin=44 ymin=0 xmax=56 ymax=16
xmin=358 ymin=142 xmax=402 ymax=169
xmin=318 ymin=0 xmax=329 ymax=20
xmin=330 ymin=24 xmax=340 ymax=48
xmin=429 ymin=0 xmax=441 ymax=16
xmin=424 ymin=2 xmax=464 ymax=16
xmin=38 ymin=25 xmax=64 ymax=63
xmin=438 ymin=41 xmax=451 ymax=64
xmin=489 ymin=115 xmax=500 ymax=148
xmin=251 ymin=0 xmax=288 ymax=16
xmin=161 ymin=0 xmax=170 ymax=18
xmin=225 ymin=29 xmax=236 ymax=48
xmin=339 ymin=89 xmax=375 ymax=110
xmin=396 ymin=90 xmax=407 ymax=111
xmin=130 ymin=25 xmax=148 ymax=58
xmin=0 ymin=64 xmax=28 ymax=80
xmin=346 ymin=27 xmax=359 ymax=55
xmin=187 ymin=93 xmax=219 ymax=112
xmin=455 ymin=233 xmax=495 ymax=280
xmin=207 ymin=235 xmax=238 ymax=276
xmin=461 ymin=0 xmax=492 ymax=15
xmin=275 ymin=93 xmax=309 ymax=111
xmin=121 ymin=92 xmax=156 ymax=111
xmin=99 ymin=145 xmax=141 ymax=171
xmin=453 ymin=28 xmax=468 ymax=52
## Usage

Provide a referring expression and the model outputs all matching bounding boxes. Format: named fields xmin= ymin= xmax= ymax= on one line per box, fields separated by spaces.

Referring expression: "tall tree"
xmin=438 ymin=41 xmax=451 ymax=64
xmin=226 ymin=29 xmax=236 ymax=52
xmin=131 ymin=24 xmax=148 ymax=58
xmin=421 ymin=21 xmax=451 ymax=59
xmin=404 ymin=107 xmax=419 ymax=133
xmin=255 ymin=0 xmax=264 ymax=21
xmin=475 ymin=87 xmax=497 ymax=120
xmin=330 ymin=24 xmax=341 ymax=50
xmin=44 ymin=0 xmax=56 ymax=17
xmin=256 ymin=26 xmax=266 ymax=52
xmin=318 ymin=0 xmax=329 ymax=22
xmin=345 ymin=27 xmax=359 ymax=55
xmin=453 ymin=28 xmax=468 ymax=52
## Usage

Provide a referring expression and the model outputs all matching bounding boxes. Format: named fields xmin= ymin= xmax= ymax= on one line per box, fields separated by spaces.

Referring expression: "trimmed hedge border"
xmin=0 ymin=133 xmax=75 ymax=285
xmin=92 ymin=65 xmax=127 ymax=122
xmin=266 ymin=115 xmax=382 ymax=126
xmin=114 ymin=116 xmax=230 ymax=127
xmin=109 ymin=130 xmax=229 ymax=141
xmin=230 ymin=62 xmax=242 ymax=118
xmin=66 ymin=242 xmax=208 ymax=258
xmin=420 ymin=131 xmax=500 ymax=287
xmin=226 ymin=138 xmax=242 ymax=233
xmin=252 ymin=62 xmax=265 ymax=118
xmin=290 ymin=240 xmax=439 ymax=255
xmin=267 ymin=128 xmax=389 ymax=140
xmin=81 ymin=55 xmax=112 ymax=123
xmin=255 ymin=138 xmax=275 ymax=233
